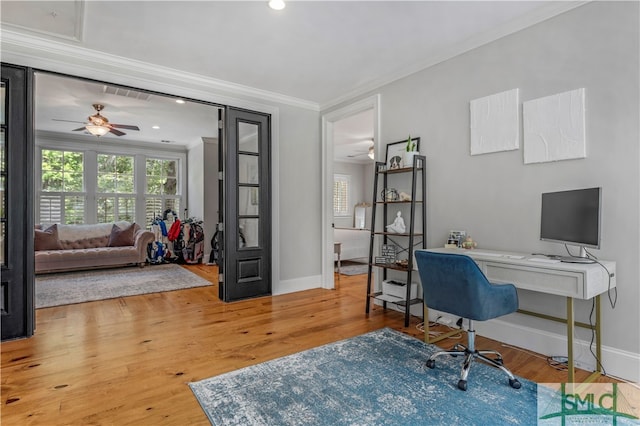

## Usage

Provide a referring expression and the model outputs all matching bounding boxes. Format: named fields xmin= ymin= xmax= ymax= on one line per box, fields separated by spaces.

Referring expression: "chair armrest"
xmin=133 ymin=230 xmax=155 ymax=263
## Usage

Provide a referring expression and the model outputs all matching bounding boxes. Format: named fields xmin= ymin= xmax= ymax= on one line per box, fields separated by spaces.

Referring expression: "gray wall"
xmin=325 ymin=2 xmax=639 ymax=372
xmin=278 ymin=104 xmax=322 ymax=281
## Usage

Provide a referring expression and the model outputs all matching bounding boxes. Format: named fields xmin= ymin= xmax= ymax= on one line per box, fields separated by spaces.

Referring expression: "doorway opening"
xmin=321 ymin=95 xmax=380 ymax=289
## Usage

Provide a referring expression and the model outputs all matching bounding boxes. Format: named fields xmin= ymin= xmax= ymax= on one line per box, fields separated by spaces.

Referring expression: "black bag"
xmin=209 ymin=230 xmax=220 ymax=265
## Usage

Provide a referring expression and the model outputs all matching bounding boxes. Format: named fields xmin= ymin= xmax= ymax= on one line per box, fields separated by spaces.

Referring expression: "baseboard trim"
xmin=273 ymin=275 xmax=322 ymax=296
xmin=476 ymin=318 xmax=640 ymax=383
xmin=425 ymin=309 xmax=639 ymax=383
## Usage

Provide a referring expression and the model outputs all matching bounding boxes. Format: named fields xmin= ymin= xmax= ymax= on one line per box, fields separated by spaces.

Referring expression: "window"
xmin=96 ymin=154 xmax=135 ymax=223
xmin=38 ymin=148 xmax=183 ymax=226
xmin=40 ymin=149 xmax=85 ymax=224
xmin=333 ymin=174 xmax=350 ymax=217
xmin=145 ymin=158 xmax=180 ymax=225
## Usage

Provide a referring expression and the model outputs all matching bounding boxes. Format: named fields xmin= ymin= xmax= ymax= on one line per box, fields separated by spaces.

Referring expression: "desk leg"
xmin=424 ymin=305 xmax=428 ymax=343
xmin=567 ymin=297 xmax=575 ymax=383
xmin=596 ymin=294 xmax=602 ymax=373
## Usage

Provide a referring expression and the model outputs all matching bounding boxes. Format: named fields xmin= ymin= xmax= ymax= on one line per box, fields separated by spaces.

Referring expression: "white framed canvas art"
xmin=523 ymin=88 xmax=586 ymax=164
xmin=470 ymin=88 xmax=519 ymax=156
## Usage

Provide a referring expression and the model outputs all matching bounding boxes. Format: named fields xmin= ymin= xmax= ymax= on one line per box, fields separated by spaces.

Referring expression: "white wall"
xmin=187 ymin=137 xmax=218 ymax=261
xmin=187 ymin=143 xmax=204 ymax=220
xmin=324 ymin=2 xmax=640 ymax=380
xmin=202 ymin=138 xmax=218 ymax=262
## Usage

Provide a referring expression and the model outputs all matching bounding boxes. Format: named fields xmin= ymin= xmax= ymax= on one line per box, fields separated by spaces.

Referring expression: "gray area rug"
xmin=337 ymin=259 xmax=369 ymax=276
xmin=338 ymin=264 xmax=369 ymax=275
xmin=36 ymin=264 xmax=211 ymax=308
xmin=190 ymin=327 xmax=539 ymax=426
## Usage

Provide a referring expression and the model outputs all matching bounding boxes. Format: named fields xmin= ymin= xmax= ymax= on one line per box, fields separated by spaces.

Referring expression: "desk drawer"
xmin=483 ymin=262 xmax=584 ymax=298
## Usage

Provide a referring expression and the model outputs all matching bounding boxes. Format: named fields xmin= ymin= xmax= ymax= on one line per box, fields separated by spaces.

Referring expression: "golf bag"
xmin=181 ymin=221 xmax=205 ymax=264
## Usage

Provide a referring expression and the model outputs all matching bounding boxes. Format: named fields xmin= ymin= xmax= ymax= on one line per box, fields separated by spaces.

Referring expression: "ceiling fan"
xmin=347 ymin=142 xmax=375 ymax=160
xmin=54 ymin=104 xmax=140 ymax=137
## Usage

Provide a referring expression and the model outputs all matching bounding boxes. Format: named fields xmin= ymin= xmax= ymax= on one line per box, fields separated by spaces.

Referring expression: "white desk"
xmin=425 ymin=247 xmax=616 ymax=382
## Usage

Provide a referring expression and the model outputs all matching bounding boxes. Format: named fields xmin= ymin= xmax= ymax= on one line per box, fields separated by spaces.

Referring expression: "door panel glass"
xmin=0 ymin=222 xmax=4 ymax=267
xmin=238 ymin=187 xmax=259 ymax=215
xmin=238 ymin=154 xmax=259 ymax=184
xmin=239 ymin=218 xmax=259 ymax=248
xmin=0 ymin=82 xmax=5 ymax=267
xmin=0 ymin=128 xmax=4 ymax=172
xmin=238 ymin=122 xmax=259 ymax=153
xmin=0 ymin=84 xmax=4 ymax=126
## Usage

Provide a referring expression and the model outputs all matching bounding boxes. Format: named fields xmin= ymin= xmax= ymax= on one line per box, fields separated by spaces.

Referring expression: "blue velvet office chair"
xmin=415 ymin=250 xmax=521 ymax=391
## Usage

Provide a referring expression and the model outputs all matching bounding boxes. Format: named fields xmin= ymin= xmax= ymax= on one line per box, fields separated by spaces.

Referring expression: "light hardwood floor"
xmin=2 ymin=265 xmax=618 ymax=425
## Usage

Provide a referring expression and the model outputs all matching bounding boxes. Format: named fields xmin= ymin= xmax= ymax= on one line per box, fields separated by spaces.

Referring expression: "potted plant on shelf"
xmin=404 ymin=135 xmax=418 ymax=166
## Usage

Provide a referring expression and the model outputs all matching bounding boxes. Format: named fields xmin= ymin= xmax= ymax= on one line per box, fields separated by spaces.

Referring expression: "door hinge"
xmin=218 ymin=171 xmax=224 ymax=180
xmin=218 ymin=273 xmax=224 ymax=283
xmin=218 ymin=119 xmax=223 ymax=129
xmin=217 ymin=223 xmax=224 ymax=231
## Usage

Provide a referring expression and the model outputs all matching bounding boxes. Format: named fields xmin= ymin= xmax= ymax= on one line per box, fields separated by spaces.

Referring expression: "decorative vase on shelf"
xmin=404 ymin=151 xmax=417 ymax=166
xmin=404 ymin=135 xmax=417 ymax=166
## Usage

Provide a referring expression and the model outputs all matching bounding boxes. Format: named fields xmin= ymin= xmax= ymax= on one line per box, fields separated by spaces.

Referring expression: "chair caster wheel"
xmin=457 ymin=380 xmax=467 ymax=391
xmin=426 ymin=359 xmax=435 ymax=369
xmin=509 ymin=378 xmax=521 ymax=389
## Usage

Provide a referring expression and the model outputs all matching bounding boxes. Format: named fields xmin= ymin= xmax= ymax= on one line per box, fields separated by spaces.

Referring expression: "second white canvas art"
xmin=523 ymin=88 xmax=586 ymax=164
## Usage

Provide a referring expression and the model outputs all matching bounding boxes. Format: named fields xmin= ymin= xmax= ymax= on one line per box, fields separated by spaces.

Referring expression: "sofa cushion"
xmin=60 ymin=236 xmax=110 ymax=250
xmin=57 ymin=221 xmax=131 ymax=241
xmin=108 ymin=222 xmax=136 ymax=247
xmin=34 ymin=224 xmax=62 ymax=251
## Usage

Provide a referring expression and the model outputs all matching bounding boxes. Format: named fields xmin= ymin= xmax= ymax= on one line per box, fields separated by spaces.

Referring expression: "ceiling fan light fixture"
xmin=86 ymin=124 xmax=110 ymax=137
xmin=268 ymin=0 xmax=285 ymax=10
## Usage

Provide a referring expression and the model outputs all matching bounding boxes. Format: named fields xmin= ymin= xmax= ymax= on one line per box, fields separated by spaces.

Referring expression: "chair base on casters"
xmin=425 ymin=325 xmax=521 ymax=391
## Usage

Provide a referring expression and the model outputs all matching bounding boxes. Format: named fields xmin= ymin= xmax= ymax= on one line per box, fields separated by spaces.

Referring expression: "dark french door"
xmin=219 ymin=107 xmax=271 ymax=301
xmin=1 ymin=64 xmax=35 ymax=340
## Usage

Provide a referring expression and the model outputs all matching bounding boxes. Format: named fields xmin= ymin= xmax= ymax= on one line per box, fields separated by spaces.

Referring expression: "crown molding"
xmin=36 ymin=130 xmax=189 ymax=154
xmin=319 ymin=1 xmax=589 ymax=111
xmin=1 ymin=29 xmax=320 ymax=112
xmin=0 ymin=0 xmax=85 ymax=42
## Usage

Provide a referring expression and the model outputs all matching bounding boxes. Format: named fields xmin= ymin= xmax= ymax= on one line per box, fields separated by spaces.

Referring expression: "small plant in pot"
xmin=404 ymin=135 xmax=417 ymax=166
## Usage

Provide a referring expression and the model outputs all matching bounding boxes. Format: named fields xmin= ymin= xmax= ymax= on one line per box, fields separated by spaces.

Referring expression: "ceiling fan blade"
xmin=72 ymin=127 xmax=87 ymax=132
xmin=110 ymin=124 xmax=140 ymax=131
xmin=53 ymin=119 xmax=87 ymax=124
xmin=109 ymin=128 xmax=126 ymax=137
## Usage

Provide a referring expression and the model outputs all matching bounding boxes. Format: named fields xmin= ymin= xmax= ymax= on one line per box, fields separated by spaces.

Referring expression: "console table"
xmin=424 ymin=247 xmax=616 ymax=383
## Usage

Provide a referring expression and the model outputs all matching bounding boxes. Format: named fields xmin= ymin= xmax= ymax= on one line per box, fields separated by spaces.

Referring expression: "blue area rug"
xmin=190 ymin=328 xmax=538 ymax=425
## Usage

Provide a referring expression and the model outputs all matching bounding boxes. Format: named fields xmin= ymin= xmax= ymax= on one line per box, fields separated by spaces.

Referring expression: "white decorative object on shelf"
xmin=386 ymin=211 xmax=406 ymax=233
xmin=523 ymin=88 xmax=586 ymax=164
xmin=470 ymin=88 xmax=519 ymax=155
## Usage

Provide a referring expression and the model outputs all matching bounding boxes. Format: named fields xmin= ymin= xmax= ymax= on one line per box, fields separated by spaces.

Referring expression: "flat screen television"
xmin=540 ymin=187 xmax=601 ymax=263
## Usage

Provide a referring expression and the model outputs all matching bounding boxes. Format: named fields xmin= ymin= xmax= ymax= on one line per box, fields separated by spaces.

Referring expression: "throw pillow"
xmin=34 ymin=224 xmax=62 ymax=251
xmin=107 ymin=222 xmax=136 ymax=247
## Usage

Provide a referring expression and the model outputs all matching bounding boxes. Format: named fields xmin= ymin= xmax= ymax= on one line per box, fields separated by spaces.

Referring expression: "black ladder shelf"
xmin=365 ymin=154 xmax=427 ymax=327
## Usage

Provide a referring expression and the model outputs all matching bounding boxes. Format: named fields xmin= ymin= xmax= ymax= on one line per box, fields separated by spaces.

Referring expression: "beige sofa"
xmin=35 ymin=221 xmax=154 ymax=274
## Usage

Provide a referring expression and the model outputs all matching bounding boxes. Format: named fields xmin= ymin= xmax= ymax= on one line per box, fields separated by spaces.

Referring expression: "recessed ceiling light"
xmin=268 ymin=0 xmax=285 ymax=10
xmin=152 ymin=125 xmax=160 ymax=130
xmin=175 ymin=99 xmax=185 ymax=104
